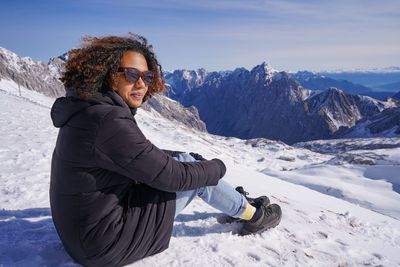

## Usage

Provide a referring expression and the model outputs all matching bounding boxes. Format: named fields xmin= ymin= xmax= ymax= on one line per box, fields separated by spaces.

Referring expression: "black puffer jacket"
xmin=50 ymin=91 xmax=226 ymax=266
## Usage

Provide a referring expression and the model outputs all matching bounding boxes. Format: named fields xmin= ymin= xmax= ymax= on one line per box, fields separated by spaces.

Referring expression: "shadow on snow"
xmin=173 ymin=211 xmax=243 ymax=237
xmin=0 ymin=209 xmax=241 ymax=265
xmin=0 ymin=208 xmax=77 ymax=266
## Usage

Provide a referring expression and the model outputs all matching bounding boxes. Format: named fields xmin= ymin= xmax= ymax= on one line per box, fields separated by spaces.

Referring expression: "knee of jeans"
xmin=197 ymin=186 xmax=212 ymax=202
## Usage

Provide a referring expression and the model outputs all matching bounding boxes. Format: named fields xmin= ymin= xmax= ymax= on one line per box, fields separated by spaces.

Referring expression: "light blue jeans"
xmin=174 ymin=153 xmax=248 ymax=219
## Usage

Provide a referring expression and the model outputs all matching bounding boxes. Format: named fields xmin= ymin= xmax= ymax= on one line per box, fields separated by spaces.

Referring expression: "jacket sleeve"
xmin=94 ymin=109 xmax=226 ymax=192
xmin=161 ymin=149 xmax=184 ymax=158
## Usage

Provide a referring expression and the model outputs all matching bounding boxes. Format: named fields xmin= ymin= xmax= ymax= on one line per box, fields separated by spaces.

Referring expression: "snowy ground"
xmin=1 ymin=78 xmax=400 ymax=266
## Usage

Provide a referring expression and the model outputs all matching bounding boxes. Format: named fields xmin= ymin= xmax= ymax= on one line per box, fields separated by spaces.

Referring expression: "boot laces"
xmin=264 ymin=205 xmax=274 ymax=217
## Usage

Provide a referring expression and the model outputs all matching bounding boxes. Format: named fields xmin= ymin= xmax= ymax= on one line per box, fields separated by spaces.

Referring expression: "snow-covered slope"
xmin=1 ymin=84 xmax=400 ymax=266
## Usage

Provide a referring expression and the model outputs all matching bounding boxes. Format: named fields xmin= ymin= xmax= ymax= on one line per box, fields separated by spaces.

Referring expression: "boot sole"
xmin=217 ymin=216 xmax=245 ymax=224
xmin=239 ymin=207 xmax=282 ymax=236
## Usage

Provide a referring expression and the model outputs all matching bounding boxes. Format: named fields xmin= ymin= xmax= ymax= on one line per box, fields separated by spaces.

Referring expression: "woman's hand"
xmin=189 ymin=152 xmax=207 ymax=161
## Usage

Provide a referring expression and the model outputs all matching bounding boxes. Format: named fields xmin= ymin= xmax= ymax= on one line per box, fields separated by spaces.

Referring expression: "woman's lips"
xmin=130 ymin=91 xmax=144 ymax=100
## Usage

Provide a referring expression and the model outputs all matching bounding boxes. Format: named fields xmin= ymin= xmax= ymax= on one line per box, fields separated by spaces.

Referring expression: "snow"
xmin=325 ymin=109 xmax=351 ymax=130
xmin=181 ymin=69 xmax=208 ymax=86
xmin=182 ymin=70 xmax=193 ymax=80
xmin=262 ymin=62 xmax=278 ymax=79
xmin=1 ymin=81 xmax=400 ymax=266
xmin=262 ymin=162 xmax=400 ymax=220
xmin=357 ymin=95 xmax=387 ymax=111
xmin=0 ymin=78 xmax=55 ymax=108
xmin=48 ymin=63 xmax=62 ymax=79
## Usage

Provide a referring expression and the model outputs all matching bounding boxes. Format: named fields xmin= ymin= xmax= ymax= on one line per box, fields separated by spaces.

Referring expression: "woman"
xmin=50 ymin=33 xmax=281 ymax=267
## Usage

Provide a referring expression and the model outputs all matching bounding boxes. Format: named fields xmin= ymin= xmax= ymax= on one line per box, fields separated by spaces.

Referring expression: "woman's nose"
xmin=135 ymin=77 xmax=146 ymax=87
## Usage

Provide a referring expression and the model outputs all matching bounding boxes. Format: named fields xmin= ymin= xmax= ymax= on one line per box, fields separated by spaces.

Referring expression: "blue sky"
xmin=1 ymin=0 xmax=399 ymax=72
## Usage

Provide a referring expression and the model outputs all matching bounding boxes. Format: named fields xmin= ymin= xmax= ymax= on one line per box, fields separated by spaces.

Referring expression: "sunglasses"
xmin=117 ymin=67 xmax=154 ymax=85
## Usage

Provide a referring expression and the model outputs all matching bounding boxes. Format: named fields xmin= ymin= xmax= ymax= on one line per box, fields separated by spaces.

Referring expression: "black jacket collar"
xmin=51 ymin=89 xmax=137 ymax=128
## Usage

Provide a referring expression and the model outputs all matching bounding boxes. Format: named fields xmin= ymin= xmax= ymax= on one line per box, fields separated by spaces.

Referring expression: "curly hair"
xmin=61 ymin=32 xmax=165 ymax=101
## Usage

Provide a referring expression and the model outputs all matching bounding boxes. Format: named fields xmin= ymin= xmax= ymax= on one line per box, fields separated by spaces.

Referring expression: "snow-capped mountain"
xmin=47 ymin=52 xmax=68 ymax=79
xmin=167 ymin=62 xmax=311 ymax=144
xmin=1 ymin=82 xmax=399 ymax=266
xmin=165 ymin=68 xmax=210 ymax=98
xmin=0 ymin=47 xmax=65 ymax=97
xmin=304 ymin=87 xmax=388 ymax=133
xmin=166 ymin=64 xmax=398 ymax=144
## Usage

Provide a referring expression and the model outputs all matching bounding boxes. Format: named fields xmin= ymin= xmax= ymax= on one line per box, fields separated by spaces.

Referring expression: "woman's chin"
xmin=127 ymin=99 xmax=142 ymax=108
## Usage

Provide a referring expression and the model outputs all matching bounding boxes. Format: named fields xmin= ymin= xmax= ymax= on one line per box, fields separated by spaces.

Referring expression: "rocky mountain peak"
xmin=47 ymin=53 xmax=68 ymax=78
xmin=166 ymin=68 xmax=209 ymax=91
xmin=304 ymin=87 xmax=392 ymax=133
xmin=250 ymin=61 xmax=279 ymax=83
xmin=181 ymin=68 xmax=208 ymax=81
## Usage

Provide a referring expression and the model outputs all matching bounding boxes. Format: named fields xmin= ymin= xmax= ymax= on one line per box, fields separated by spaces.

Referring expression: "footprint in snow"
xmin=247 ymin=252 xmax=261 ymax=262
xmin=316 ymin=231 xmax=328 ymax=239
xmin=262 ymin=245 xmax=281 ymax=258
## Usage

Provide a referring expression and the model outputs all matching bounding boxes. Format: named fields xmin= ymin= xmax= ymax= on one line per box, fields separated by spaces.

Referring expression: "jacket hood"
xmin=50 ymin=90 xmax=137 ymax=128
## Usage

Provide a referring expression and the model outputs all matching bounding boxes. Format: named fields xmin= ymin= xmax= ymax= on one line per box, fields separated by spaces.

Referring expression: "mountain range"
xmin=1 ymin=46 xmax=399 ymax=144
xmin=165 ymin=64 xmax=400 ymax=144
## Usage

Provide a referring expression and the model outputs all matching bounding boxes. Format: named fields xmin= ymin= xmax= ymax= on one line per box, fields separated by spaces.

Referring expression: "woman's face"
xmin=112 ymin=51 xmax=149 ymax=108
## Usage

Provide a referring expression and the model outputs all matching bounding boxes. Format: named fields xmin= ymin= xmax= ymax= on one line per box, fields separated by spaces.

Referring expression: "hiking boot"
xmin=217 ymin=186 xmax=270 ymax=224
xmin=235 ymin=186 xmax=270 ymax=208
xmin=240 ymin=203 xmax=282 ymax=236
